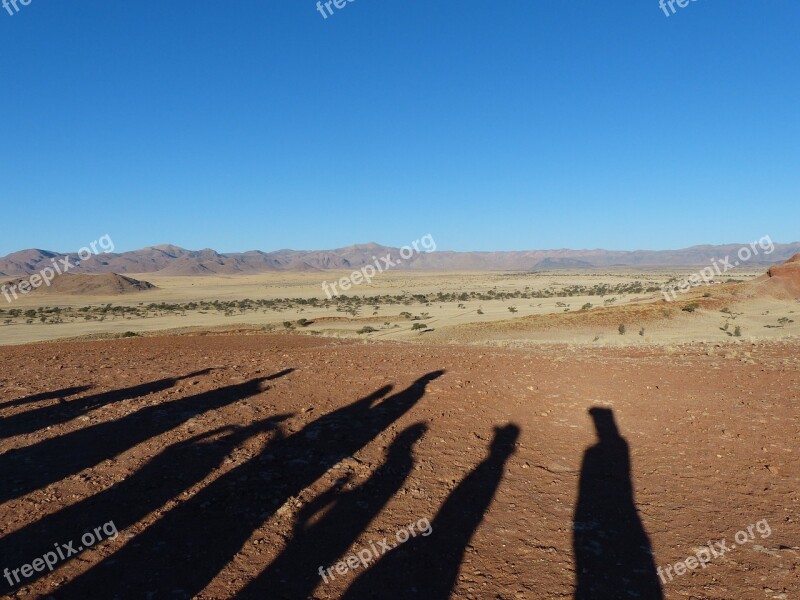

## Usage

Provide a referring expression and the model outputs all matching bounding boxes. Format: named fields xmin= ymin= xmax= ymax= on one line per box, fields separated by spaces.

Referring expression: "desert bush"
xmin=357 ymin=326 xmax=377 ymax=334
xmin=618 ymin=324 xmax=626 ymax=335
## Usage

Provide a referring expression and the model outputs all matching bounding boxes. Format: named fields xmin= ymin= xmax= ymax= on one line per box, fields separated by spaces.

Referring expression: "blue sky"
xmin=0 ymin=0 xmax=798 ymax=254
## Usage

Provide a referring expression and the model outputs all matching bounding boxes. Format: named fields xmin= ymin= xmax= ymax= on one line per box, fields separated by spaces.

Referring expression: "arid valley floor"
xmin=1 ymin=265 xmax=798 ymax=599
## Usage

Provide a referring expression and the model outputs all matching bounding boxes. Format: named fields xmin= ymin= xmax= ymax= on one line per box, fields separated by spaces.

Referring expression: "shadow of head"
xmin=588 ymin=407 xmax=621 ymax=441
xmin=491 ymin=424 xmax=521 ymax=452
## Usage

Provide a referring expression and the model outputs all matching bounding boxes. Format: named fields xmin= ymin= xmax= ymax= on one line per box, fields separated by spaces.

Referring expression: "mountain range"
xmin=2 ymin=242 xmax=799 ymax=277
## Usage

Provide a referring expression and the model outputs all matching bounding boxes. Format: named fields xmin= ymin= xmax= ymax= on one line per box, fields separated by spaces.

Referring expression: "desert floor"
xmin=0 ymin=334 xmax=797 ymax=599
xmin=2 ymin=269 xmax=798 ymax=348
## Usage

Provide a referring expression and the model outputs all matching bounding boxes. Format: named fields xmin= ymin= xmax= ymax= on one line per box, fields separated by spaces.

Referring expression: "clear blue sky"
xmin=1 ymin=0 xmax=798 ymax=255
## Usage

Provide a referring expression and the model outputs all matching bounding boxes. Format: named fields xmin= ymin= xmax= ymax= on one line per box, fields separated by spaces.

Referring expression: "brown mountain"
xmin=1 ymin=242 xmax=799 ymax=277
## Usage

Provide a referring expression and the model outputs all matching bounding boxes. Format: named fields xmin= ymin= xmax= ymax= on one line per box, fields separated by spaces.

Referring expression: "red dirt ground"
xmin=0 ymin=334 xmax=798 ymax=599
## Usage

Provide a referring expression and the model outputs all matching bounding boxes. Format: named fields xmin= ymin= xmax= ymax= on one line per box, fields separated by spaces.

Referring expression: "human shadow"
xmin=238 ymin=422 xmax=427 ymax=599
xmin=54 ymin=371 xmax=443 ymax=598
xmin=0 ymin=385 xmax=93 ymax=410
xmin=0 ymin=414 xmax=291 ymax=591
xmin=573 ymin=407 xmax=663 ymax=600
xmin=0 ymin=370 xmax=211 ymax=440
xmin=340 ymin=423 xmax=520 ymax=600
xmin=0 ymin=369 xmax=294 ymax=505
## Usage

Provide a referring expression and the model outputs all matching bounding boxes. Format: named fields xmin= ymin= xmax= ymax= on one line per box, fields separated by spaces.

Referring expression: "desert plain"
xmin=1 ymin=260 xmax=799 ymax=599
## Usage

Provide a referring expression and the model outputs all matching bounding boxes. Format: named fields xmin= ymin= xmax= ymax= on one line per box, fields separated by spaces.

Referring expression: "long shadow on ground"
xmin=238 ymin=423 xmax=428 ymax=599
xmin=0 ymin=370 xmax=293 ymax=505
xmin=0 ymin=385 xmax=93 ymax=411
xmin=53 ymin=371 xmax=443 ymax=598
xmin=339 ymin=423 xmax=520 ymax=600
xmin=0 ymin=413 xmax=291 ymax=591
xmin=0 ymin=370 xmax=211 ymax=440
xmin=573 ymin=407 xmax=663 ymax=600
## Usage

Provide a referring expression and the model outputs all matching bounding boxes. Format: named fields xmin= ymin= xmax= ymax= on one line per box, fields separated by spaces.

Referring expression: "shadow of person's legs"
xmin=573 ymin=407 xmax=663 ymax=600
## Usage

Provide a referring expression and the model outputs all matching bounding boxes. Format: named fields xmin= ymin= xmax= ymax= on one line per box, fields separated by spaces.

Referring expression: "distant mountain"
xmin=1 ymin=241 xmax=799 ymax=277
xmin=1 ymin=273 xmax=156 ymax=296
xmin=531 ymin=257 xmax=596 ymax=270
